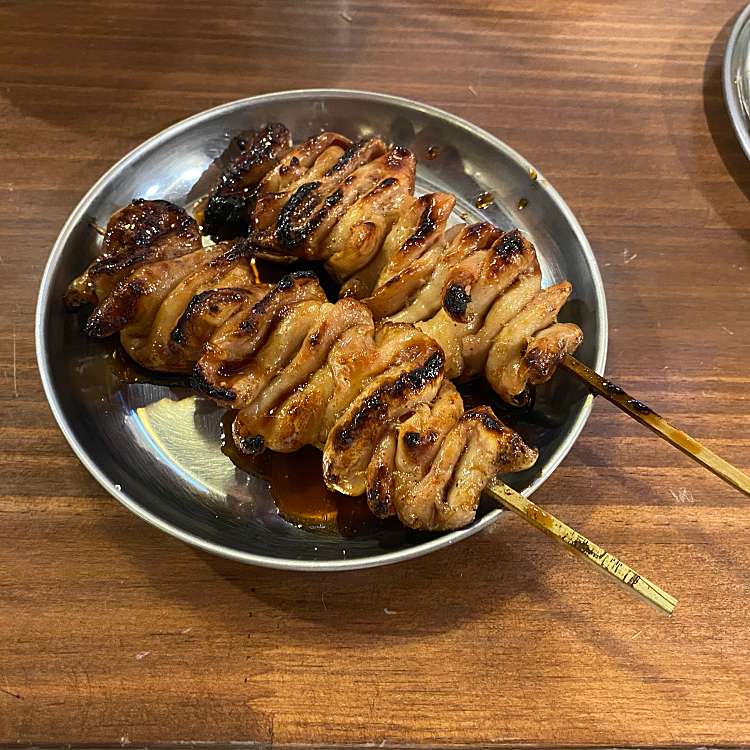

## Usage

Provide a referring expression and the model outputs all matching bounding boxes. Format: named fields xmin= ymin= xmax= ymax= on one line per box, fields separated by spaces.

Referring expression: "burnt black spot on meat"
xmin=219 ymin=124 xmax=290 ymax=188
xmin=367 ymin=465 xmax=394 ymax=518
xmin=276 ymin=182 xmax=321 ymax=248
xmin=308 ymin=323 xmax=325 ymax=347
xmin=523 ymin=346 xmax=559 ymax=380
xmin=402 ymin=430 xmax=438 ymax=451
xmin=403 ymin=431 xmax=422 ymax=448
xmin=385 ymin=146 xmax=412 ymax=166
xmin=84 ymin=279 xmax=147 ymax=338
xmin=170 ymin=327 xmax=186 ymax=345
xmin=203 ymin=194 xmax=249 ymax=240
xmin=399 ymin=198 xmax=442 ymax=255
xmin=171 ymin=289 xmax=248 ymax=344
xmin=324 ymin=140 xmax=367 ymax=176
xmin=204 ymin=123 xmax=291 ymax=239
xmin=494 ymin=229 xmax=525 ymax=262
xmin=443 ymin=283 xmax=471 ymax=321
xmin=124 ymin=200 xmax=193 ymax=248
xmin=225 ymin=238 xmax=255 ymax=261
xmin=304 ymin=189 xmax=343 ymax=236
xmin=461 ymin=407 xmax=506 ymax=434
xmin=239 ymin=270 xmax=318 ymax=331
xmin=406 ymin=351 xmax=443 ymax=389
xmin=333 ymin=393 xmax=386 ymax=449
xmin=277 ymin=269 xmax=317 ymax=290
xmin=331 ymin=350 xmax=444 ymax=451
xmin=239 ymin=435 xmax=265 ymax=454
xmin=413 ymin=201 xmax=438 ymax=240
xmin=233 ymin=123 xmax=289 ymax=169
xmin=369 ymin=177 xmax=398 ymax=196
xmin=190 ymin=364 xmax=237 ymax=402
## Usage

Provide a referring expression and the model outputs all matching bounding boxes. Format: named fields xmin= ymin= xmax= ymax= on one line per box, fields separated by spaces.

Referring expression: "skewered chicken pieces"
xmin=66 ymin=200 xmax=269 ymax=372
xmin=201 ymin=126 xmax=582 ymax=403
xmin=64 ymin=124 xmax=584 ymax=530
xmin=192 ymin=273 xmax=538 ymax=530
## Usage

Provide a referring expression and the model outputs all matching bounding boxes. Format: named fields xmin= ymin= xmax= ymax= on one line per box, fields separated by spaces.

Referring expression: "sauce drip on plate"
xmin=220 ymin=410 xmax=382 ymax=536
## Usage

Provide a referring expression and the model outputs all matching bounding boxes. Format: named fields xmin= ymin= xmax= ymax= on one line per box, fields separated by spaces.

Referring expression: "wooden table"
xmin=2 ymin=1 xmax=749 ymax=746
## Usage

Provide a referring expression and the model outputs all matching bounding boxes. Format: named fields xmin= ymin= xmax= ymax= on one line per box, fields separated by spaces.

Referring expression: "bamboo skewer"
xmin=486 ymin=479 xmax=677 ymax=615
xmin=561 ymin=354 xmax=750 ymax=498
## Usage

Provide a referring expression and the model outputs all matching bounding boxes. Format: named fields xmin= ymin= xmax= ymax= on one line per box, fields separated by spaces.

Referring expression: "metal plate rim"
xmin=36 ymin=88 xmax=608 ymax=571
xmin=723 ymin=2 xmax=750 ymax=160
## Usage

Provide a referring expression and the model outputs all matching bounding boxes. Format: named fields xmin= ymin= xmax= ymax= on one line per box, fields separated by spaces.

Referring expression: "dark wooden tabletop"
xmin=2 ymin=0 xmax=750 ymax=746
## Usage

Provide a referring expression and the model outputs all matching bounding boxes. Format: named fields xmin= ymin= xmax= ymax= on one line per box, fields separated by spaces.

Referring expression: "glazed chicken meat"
xmin=65 ymin=123 xmax=585 ymax=531
xmin=191 ymin=272 xmax=538 ymax=529
xmin=65 ymin=200 xmax=270 ymax=372
xmin=204 ymin=124 xmax=583 ymax=405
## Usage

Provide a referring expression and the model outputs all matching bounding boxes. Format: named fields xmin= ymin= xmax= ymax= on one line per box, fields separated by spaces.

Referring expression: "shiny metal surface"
xmin=724 ymin=3 xmax=750 ymax=160
xmin=36 ymin=89 xmax=608 ymax=570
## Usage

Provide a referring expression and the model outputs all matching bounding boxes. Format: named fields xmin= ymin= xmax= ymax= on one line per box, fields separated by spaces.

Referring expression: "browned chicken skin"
xmin=64 ymin=125 xmax=584 ymax=530
xmin=66 ymin=200 xmax=270 ymax=372
xmin=192 ymin=273 xmax=538 ymax=530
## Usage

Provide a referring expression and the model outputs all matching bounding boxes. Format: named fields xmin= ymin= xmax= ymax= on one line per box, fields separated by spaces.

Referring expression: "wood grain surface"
xmin=1 ymin=0 xmax=749 ymax=746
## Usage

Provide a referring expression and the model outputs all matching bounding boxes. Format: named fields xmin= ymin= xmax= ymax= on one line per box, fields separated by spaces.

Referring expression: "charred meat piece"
xmin=65 ymin=199 xmax=202 ymax=310
xmin=85 ymin=239 xmax=267 ymax=372
xmin=362 ymin=227 xmax=582 ymax=403
xmin=485 ymin=283 xmax=581 ymax=404
xmin=202 ymin=123 xmax=292 ymax=241
xmin=390 ymin=400 xmax=538 ymax=530
xmin=250 ymin=136 xmax=389 ymax=257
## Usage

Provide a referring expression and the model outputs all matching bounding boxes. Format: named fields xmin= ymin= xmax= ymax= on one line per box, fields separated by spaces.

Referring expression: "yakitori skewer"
xmin=487 ymin=479 xmax=677 ymax=615
xmin=561 ymin=354 xmax=750 ymax=498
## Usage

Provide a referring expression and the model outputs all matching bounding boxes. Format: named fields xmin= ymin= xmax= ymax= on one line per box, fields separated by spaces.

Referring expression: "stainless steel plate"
xmin=36 ymin=89 xmax=607 ymax=570
xmin=724 ymin=3 xmax=750 ymax=159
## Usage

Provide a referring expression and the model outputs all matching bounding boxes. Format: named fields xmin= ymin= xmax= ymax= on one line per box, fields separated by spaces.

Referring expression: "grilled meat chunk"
xmin=86 ymin=239 xmax=268 ymax=372
xmin=202 ymin=123 xmax=292 ymax=240
xmin=65 ymin=199 xmax=202 ymax=310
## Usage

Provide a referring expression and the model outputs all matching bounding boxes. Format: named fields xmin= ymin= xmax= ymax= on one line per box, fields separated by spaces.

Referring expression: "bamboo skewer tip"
xmin=487 ymin=479 xmax=677 ymax=616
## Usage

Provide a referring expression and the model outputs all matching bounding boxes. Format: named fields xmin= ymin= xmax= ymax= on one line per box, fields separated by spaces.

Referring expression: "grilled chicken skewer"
xmin=205 ymin=123 xmax=748 ymax=499
xmin=191 ymin=271 xmax=539 ymax=530
xmin=202 ymin=127 xmax=583 ymax=405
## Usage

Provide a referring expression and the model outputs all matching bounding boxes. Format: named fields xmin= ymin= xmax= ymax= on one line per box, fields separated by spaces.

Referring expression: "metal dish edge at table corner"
xmin=723 ymin=2 xmax=750 ymax=161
